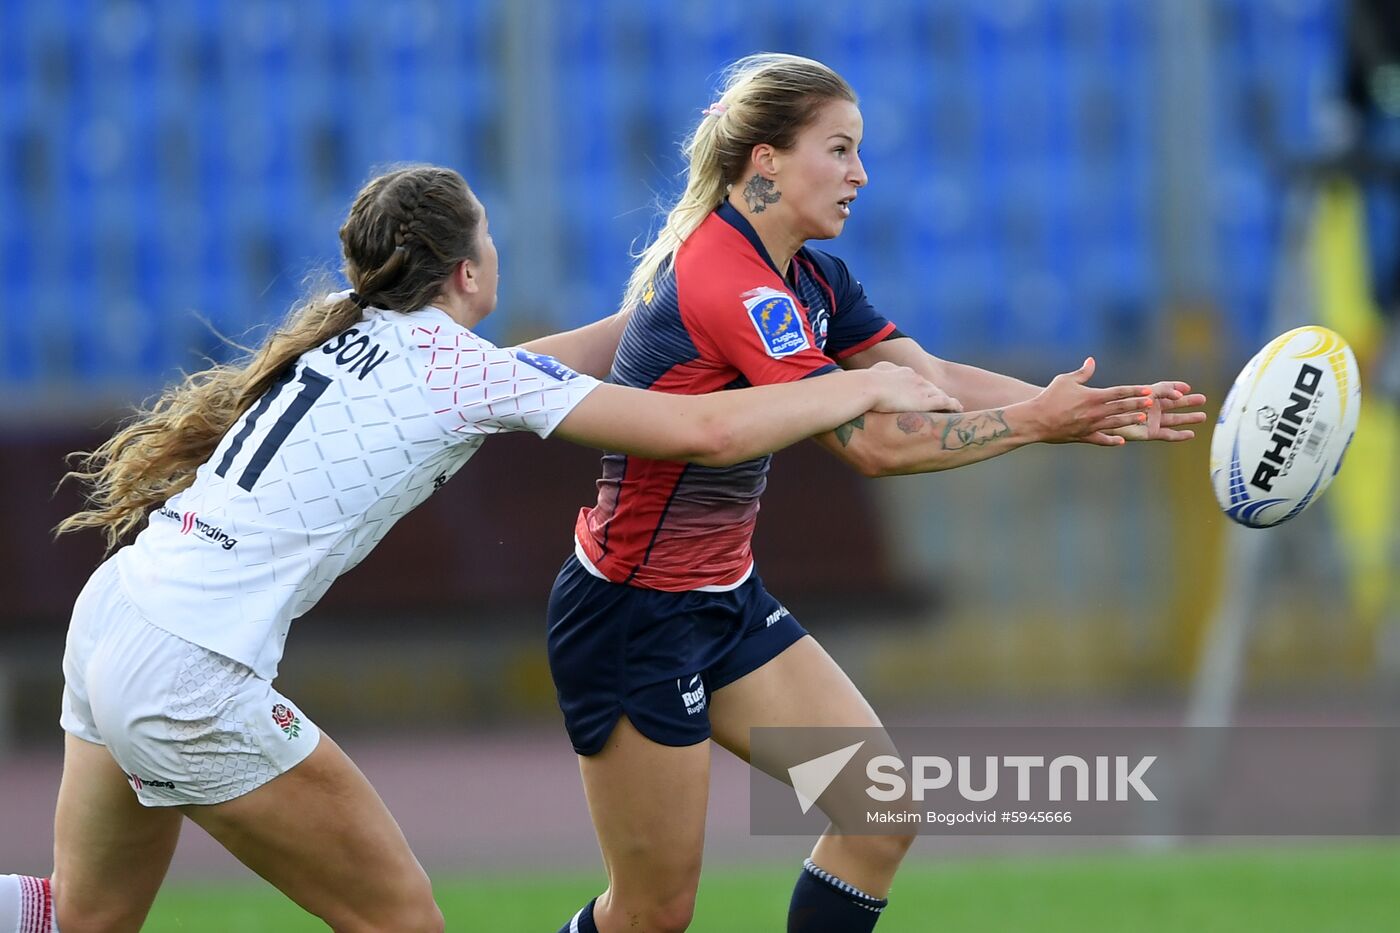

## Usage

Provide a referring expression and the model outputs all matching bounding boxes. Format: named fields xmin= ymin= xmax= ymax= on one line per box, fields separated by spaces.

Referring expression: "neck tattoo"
xmin=743 ymin=175 xmax=781 ymax=213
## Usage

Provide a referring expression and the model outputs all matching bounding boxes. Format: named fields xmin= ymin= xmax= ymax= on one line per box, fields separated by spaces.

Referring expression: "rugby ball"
xmin=1210 ymin=325 xmax=1361 ymax=528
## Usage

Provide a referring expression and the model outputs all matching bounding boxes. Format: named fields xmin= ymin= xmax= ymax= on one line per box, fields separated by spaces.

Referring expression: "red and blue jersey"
xmin=574 ymin=201 xmax=898 ymax=591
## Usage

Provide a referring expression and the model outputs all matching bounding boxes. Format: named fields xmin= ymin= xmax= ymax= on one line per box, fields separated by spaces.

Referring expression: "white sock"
xmin=0 ymin=875 xmax=56 ymax=933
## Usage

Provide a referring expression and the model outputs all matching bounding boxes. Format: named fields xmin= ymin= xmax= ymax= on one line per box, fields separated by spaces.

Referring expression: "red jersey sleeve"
xmin=682 ymin=283 xmax=838 ymax=386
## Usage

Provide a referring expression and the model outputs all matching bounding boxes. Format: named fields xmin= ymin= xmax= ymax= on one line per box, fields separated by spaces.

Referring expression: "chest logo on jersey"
xmin=513 ymin=349 xmax=581 ymax=381
xmin=321 ymin=327 xmax=392 ymax=380
xmin=155 ymin=506 xmax=238 ymax=550
xmin=742 ymin=288 xmax=810 ymax=359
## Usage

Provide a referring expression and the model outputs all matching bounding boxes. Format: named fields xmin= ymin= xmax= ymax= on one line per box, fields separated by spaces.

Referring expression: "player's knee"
xmin=841 ymin=830 xmax=916 ymax=872
xmin=399 ymin=896 xmax=446 ymax=933
xmin=603 ymin=886 xmax=698 ymax=933
xmin=874 ymin=830 xmax=917 ymax=869
xmin=324 ymin=874 xmax=443 ymax=933
xmin=331 ymin=903 xmax=443 ymax=933
xmin=379 ymin=861 xmax=443 ymax=933
xmin=635 ymin=892 xmax=698 ymax=933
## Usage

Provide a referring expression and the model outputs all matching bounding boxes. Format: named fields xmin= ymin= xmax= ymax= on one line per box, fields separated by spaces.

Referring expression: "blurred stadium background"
xmin=3 ymin=0 xmax=1399 ymax=929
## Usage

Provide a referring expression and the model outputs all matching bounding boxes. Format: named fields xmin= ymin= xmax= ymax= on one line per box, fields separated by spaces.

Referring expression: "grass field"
xmin=142 ymin=845 xmax=1400 ymax=931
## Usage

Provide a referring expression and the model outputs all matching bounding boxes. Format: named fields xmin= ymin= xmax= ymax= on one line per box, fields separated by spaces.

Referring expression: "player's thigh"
xmin=180 ymin=732 xmax=442 ymax=933
xmin=52 ymin=734 xmax=183 ymax=933
xmin=709 ymin=634 xmax=883 ymax=761
xmin=709 ymin=635 xmax=902 ymax=824
xmin=580 ymin=715 xmax=710 ymax=922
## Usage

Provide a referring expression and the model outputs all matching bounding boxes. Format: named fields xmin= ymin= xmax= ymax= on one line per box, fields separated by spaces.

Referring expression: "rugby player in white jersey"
xmin=0 ymin=165 xmax=954 ymax=933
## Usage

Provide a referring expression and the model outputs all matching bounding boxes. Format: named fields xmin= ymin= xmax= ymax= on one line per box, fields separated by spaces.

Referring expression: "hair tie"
xmin=703 ymin=102 xmax=728 ymax=117
xmin=348 ymin=291 xmax=370 ymax=309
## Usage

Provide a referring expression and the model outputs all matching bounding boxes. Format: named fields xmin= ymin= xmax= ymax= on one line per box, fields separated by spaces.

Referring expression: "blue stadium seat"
xmin=0 ymin=0 xmax=1346 ymax=407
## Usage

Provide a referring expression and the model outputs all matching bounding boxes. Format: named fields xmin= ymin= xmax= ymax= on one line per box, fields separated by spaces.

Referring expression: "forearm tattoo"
xmin=834 ymin=414 xmax=865 ymax=447
xmin=895 ymin=410 xmax=1012 ymax=450
xmin=743 ymin=175 xmax=781 ymax=213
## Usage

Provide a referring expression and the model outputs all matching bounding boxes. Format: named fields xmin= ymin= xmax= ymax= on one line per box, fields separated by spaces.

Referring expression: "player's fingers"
xmin=1160 ymin=392 xmax=1206 ymax=410
xmin=1147 ymin=381 xmax=1183 ymax=401
xmin=1160 ymin=411 xmax=1208 ymax=427
xmin=1104 ymin=396 xmax=1154 ymax=414
xmin=1081 ymin=430 xmax=1127 ymax=447
xmin=1091 ymin=384 xmax=1153 ymax=402
xmin=1094 ymin=412 xmax=1150 ymax=431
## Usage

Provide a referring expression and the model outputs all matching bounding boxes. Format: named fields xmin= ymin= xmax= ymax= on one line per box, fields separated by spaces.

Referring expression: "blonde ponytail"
xmin=621 ymin=53 xmax=857 ymax=312
xmin=621 ymin=113 xmax=732 ymax=313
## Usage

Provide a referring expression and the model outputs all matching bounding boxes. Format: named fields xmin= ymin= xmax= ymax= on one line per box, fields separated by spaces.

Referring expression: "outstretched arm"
xmin=844 ymin=337 xmax=1207 ymax=444
xmin=519 ymin=310 xmax=631 ymax=379
xmin=843 ymin=336 xmax=1039 ymax=409
xmin=551 ymin=364 xmax=948 ymax=467
xmin=812 ymin=358 xmax=1153 ymax=477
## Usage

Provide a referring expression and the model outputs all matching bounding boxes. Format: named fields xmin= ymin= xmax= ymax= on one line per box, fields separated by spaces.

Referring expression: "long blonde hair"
xmin=58 ymin=165 xmax=483 ymax=549
xmin=621 ymin=53 xmax=857 ymax=313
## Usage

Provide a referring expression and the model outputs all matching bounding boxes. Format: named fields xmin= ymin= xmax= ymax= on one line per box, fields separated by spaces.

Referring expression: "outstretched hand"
xmin=866 ymin=360 xmax=963 ymax=413
xmin=1035 ymin=357 xmax=1156 ymax=446
xmin=1101 ymin=381 xmax=1208 ymax=443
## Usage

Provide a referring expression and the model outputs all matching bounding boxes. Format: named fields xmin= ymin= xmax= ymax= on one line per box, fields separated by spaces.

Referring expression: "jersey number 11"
xmin=215 ymin=365 xmax=332 ymax=491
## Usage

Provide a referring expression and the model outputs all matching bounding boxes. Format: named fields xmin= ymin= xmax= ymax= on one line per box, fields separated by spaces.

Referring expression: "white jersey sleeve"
xmin=413 ymin=320 xmax=597 ymax=439
xmin=115 ymin=307 xmax=600 ymax=680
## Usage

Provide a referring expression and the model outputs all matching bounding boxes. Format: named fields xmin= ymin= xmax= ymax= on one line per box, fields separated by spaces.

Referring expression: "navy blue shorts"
xmin=546 ymin=555 xmax=809 ymax=756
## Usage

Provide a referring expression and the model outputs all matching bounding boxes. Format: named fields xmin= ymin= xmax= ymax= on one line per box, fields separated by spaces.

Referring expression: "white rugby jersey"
xmin=115 ymin=304 xmax=600 ymax=680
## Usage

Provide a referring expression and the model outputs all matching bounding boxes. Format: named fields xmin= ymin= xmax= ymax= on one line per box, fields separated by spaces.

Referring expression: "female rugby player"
xmin=548 ymin=55 xmax=1205 ymax=933
xmin=0 ymin=164 xmax=951 ymax=933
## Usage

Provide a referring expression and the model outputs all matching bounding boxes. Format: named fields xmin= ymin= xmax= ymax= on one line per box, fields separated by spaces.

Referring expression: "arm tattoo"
xmin=939 ymin=411 xmax=1011 ymax=450
xmin=743 ymin=175 xmax=781 ymax=213
xmin=896 ymin=412 xmax=933 ymax=435
xmin=834 ymin=414 xmax=865 ymax=447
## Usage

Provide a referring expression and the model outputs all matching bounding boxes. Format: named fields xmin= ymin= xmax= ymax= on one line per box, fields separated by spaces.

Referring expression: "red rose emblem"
xmin=271 ymin=704 xmax=295 ymax=729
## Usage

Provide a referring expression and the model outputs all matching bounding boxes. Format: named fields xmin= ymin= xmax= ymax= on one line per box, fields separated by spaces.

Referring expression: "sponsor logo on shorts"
xmin=155 ymin=506 xmax=238 ymax=550
xmin=765 ymin=605 xmax=791 ymax=628
xmin=742 ymin=288 xmax=809 ymax=359
xmin=678 ymin=673 xmax=707 ymax=716
xmin=127 ymin=771 xmax=175 ymax=790
xmin=271 ymin=703 xmax=303 ymax=739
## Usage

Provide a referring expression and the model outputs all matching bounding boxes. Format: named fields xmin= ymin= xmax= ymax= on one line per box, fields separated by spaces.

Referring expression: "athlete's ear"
xmin=456 ymin=258 xmax=479 ymax=295
xmin=750 ymin=142 xmax=779 ymax=178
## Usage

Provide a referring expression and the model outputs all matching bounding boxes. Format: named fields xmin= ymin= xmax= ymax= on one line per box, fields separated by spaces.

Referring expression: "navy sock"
xmin=788 ymin=858 xmax=888 ymax=932
xmin=557 ymin=897 xmax=599 ymax=933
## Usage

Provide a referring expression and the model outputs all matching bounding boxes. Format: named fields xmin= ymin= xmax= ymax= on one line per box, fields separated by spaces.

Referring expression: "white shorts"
xmin=60 ymin=560 xmax=321 ymax=807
